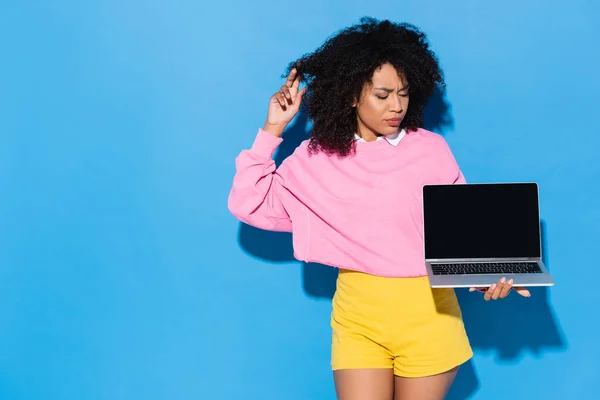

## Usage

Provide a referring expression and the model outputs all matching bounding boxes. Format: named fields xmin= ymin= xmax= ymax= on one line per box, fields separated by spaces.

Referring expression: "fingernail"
xmin=490 ymin=284 xmax=497 ymax=290
xmin=469 ymin=288 xmax=475 ymax=292
xmin=508 ymin=279 xmax=514 ymax=285
xmin=500 ymin=277 xmax=506 ymax=283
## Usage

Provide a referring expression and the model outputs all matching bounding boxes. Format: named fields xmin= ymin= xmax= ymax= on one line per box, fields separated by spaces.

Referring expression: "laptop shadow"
xmin=446 ymin=219 xmax=564 ymax=399
xmin=235 ymin=90 xmax=563 ymax=399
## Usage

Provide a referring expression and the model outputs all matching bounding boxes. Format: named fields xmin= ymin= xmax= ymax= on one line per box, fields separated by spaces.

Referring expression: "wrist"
xmin=262 ymin=122 xmax=287 ymax=137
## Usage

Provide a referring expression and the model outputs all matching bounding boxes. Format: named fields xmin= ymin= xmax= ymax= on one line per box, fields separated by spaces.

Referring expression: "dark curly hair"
xmin=286 ymin=17 xmax=445 ymax=157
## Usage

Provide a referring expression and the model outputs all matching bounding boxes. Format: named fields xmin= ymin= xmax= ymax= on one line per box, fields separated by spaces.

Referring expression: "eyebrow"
xmin=373 ymin=86 xmax=409 ymax=92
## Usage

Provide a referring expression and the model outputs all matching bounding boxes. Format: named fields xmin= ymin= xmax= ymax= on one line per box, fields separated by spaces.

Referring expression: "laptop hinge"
xmin=426 ymin=257 xmax=540 ymax=263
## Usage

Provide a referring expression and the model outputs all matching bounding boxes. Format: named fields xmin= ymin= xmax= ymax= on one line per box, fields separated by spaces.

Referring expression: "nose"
xmin=389 ymin=95 xmax=403 ymax=113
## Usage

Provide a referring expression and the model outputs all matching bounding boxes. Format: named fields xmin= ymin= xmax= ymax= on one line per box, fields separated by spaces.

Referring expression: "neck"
xmin=356 ymin=120 xmax=380 ymax=142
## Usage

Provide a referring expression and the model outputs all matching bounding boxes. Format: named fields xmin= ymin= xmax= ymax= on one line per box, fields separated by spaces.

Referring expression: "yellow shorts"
xmin=331 ymin=269 xmax=473 ymax=378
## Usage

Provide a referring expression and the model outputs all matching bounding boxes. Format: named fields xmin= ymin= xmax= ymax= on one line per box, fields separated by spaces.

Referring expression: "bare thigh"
xmin=334 ymin=369 xmax=394 ymax=400
xmin=393 ymin=366 xmax=459 ymax=400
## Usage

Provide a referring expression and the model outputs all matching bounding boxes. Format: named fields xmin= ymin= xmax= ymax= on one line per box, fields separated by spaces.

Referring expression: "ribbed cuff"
xmin=251 ymin=128 xmax=284 ymax=159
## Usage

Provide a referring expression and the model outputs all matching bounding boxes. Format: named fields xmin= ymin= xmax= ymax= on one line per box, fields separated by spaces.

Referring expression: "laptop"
xmin=422 ymin=182 xmax=554 ymax=288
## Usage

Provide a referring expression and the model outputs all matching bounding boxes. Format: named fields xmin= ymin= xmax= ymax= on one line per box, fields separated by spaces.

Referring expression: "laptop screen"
xmin=423 ymin=183 xmax=541 ymax=260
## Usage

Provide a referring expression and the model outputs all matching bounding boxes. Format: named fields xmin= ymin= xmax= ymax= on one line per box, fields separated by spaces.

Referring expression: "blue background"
xmin=1 ymin=1 xmax=599 ymax=399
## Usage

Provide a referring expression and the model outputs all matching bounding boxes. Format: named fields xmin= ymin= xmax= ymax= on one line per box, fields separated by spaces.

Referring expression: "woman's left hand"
xmin=469 ymin=277 xmax=531 ymax=301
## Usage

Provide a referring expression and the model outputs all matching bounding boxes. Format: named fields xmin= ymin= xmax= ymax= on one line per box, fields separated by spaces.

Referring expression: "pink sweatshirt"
xmin=228 ymin=128 xmax=465 ymax=278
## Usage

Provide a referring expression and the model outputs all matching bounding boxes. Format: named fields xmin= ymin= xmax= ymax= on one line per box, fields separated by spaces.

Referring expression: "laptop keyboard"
xmin=431 ymin=262 xmax=542 ymax=275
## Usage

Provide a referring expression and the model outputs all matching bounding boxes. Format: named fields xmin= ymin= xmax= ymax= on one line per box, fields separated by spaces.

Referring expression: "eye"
xmin=376 ymin=95 xmax=388 ymax=100
xmin=399 ymin=92 xmax=409 ymax=98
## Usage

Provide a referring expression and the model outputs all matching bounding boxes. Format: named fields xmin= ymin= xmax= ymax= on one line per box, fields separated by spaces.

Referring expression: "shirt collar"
xmin=354 ymin=129 xmax=406 ymax=146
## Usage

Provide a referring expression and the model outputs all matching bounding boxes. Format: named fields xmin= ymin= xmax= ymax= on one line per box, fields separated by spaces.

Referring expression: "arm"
xmin=228 ymin=67 xmax=306 ymax=232
xmin=228 ymin=129 xmax=293 ymax=232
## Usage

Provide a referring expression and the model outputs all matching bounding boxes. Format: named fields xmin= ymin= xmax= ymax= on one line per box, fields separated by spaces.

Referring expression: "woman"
xmin=228 ymin=17 xmax=530 ymax=400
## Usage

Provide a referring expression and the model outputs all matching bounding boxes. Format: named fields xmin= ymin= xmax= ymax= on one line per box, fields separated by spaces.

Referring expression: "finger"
xmin=274 ymin=92 xmax=285 ymax=108
xmin=281 ymin=85 xmax=292 ymax=101
xmin=295 ymin=87 xmax=307 ymax=102
xmin=490 ymin=277 xmax=506 ymax=300
xmin=499 ymin=278 xmax=513 ymax=299
xmin=484 ymin=283 xmax=497 ymax=301
xmin=469 ymin=287 xmax=487 ymax=293
xmin=291 ymin=75 xmax=301 ymax=94
xmin=491 ymin=279 xmax=506 ymax=300
xmin=514 ymin=287 xmax=531 ymax=297
xmin=286 ymin=68 xmax=297 ymax=87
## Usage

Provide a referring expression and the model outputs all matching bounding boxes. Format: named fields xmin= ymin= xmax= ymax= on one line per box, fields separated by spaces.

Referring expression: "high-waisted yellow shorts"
xmin=331 ymin=269 xmax=473 ymax=377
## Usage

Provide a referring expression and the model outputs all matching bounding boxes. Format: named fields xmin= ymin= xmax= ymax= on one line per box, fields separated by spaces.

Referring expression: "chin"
xmin=380 ymin=126 xmax=402 ymax=135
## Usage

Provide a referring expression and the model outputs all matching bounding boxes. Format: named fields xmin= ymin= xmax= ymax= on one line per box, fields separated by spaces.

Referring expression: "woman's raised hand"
xmin=263 ymin=68 xmax=306 ymax=137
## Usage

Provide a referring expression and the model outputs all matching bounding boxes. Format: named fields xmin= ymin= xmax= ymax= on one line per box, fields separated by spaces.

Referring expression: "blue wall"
xmin=1 ymin=1 xmax=599 ymax=399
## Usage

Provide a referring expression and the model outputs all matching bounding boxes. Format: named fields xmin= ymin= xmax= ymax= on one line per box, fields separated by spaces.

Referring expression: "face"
xmin=353 ymin=63 xmax=409 ymax=141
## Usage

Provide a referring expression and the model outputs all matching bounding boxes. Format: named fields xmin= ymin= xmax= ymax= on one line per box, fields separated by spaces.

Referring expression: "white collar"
xmin=354 ymin=129 xmax=406 ymax=146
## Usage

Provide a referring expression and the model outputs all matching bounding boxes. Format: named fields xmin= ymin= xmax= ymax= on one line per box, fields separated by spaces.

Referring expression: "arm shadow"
xmin=236 ymin=112 xmax=311 ymax=262
xmin=236 ymin=110 xmax=339 ymax=297
xmin=236 ymin=111 xmax=333 ymax=279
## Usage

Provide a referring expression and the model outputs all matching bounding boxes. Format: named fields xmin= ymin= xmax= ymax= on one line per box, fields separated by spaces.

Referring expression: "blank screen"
xmin=423 ymin=183 xmax=541 ymax=260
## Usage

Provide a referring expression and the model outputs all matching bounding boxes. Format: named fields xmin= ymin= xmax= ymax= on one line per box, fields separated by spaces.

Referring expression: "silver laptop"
xmin=423 ymin=182 xmax=554 ymax=288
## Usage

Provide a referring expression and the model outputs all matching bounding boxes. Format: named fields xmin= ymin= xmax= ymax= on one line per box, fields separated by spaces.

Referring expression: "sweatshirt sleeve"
xmin=434 ymin=133 xmax=466 ymax=184
xmin=227 ymin=129 xmax=294 ymax=232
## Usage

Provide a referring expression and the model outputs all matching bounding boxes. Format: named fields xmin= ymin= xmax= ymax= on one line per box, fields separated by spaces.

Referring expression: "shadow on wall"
xmin=446 ymin=220 xmax=565 ymax=399
xmin=236 ymin=87 xmax=565 ymax=400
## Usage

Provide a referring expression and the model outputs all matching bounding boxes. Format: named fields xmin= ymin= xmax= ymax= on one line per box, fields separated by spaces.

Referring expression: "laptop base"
xmin=426 ymin=261 xmax=555 ymax=288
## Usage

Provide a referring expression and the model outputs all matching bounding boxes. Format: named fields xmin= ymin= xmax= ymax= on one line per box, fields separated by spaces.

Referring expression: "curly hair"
xmin=286 ymin=17 xmax=445 ymax=157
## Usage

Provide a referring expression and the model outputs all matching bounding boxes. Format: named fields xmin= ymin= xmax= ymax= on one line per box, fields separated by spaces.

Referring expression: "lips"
xmin=385 ymin=118 xmax=402 ymax=126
